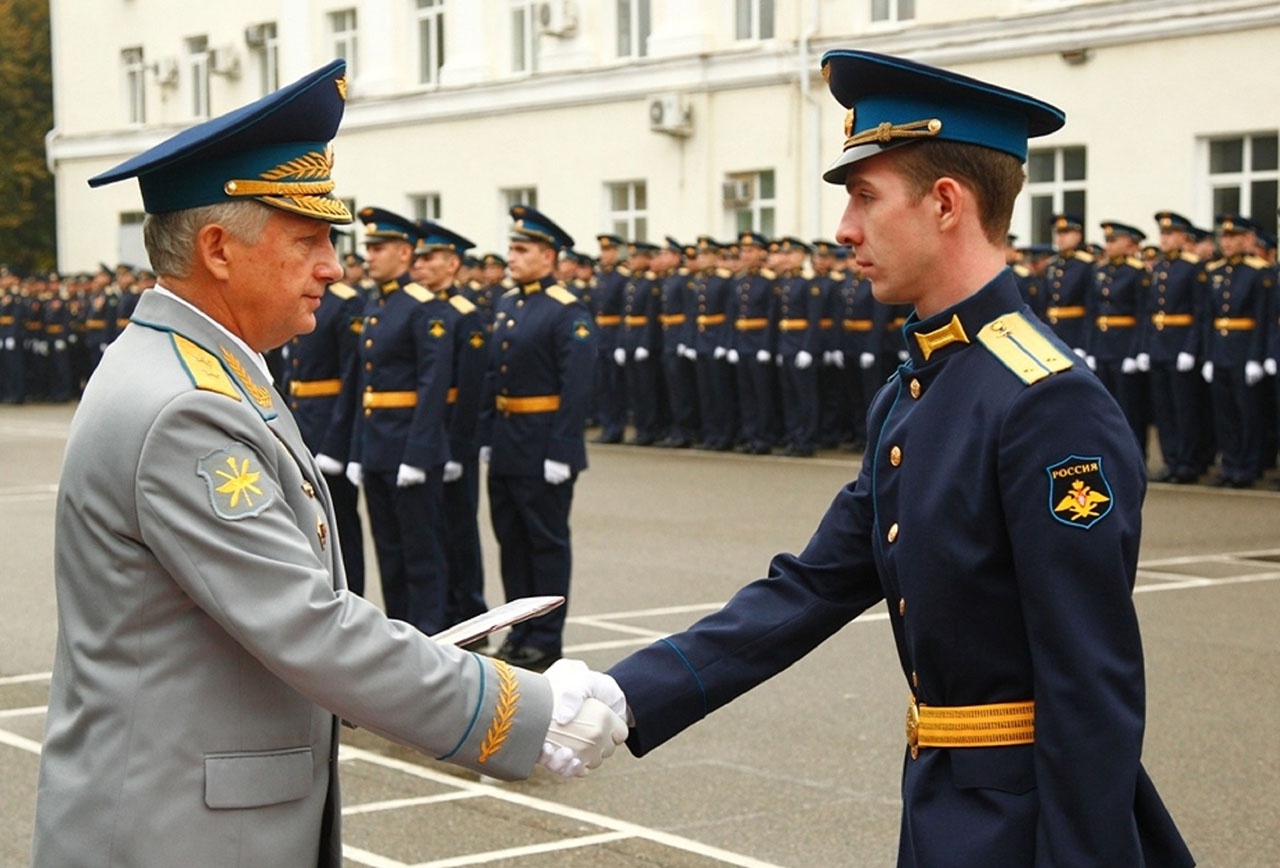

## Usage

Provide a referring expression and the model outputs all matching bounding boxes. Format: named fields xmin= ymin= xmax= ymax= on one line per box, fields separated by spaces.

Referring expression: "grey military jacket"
xmin=32 ymin=290 xmax=552 ymax=867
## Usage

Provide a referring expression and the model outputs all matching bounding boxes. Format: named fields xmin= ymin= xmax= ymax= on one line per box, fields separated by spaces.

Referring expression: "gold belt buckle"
xmin=905 ymin=695 xmax=921 ymax=759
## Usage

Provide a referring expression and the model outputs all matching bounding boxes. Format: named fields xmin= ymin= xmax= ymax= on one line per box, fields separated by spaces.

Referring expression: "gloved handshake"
xmin=537 ymin=659 xmax=629 ymax=777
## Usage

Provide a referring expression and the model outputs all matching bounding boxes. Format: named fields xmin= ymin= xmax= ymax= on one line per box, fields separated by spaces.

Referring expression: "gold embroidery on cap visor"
xmin=844 ymin=117 xmax=943 ymax=150
xmin=222 ymin=146 xmax=352 ymax=223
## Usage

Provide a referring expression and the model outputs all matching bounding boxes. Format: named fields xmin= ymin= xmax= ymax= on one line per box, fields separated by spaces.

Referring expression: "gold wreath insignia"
xmin=478 ymin=660 xmax=519 ymax=763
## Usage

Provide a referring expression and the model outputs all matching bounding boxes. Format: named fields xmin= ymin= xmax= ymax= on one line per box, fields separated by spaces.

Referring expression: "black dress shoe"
xmin=592 ymin=432 xmax=623 ymax=444
xmin=1149 ymin=468 xmax=1173 ymax=483
xmin=498 ymin=645 xmax=561 ymax=672
xmin=1208 ymin=476 xmax=1232 ymax=488
xmin=628 ymin=435 xmax=655 ymax=446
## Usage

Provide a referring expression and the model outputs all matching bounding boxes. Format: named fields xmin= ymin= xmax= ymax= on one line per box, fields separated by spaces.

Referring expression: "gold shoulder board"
xmin=760 ymin=267 xmax=777 ymax=280
xmin=1126 ymin=256 xmax=1146 ymax=269
xmin=1245 ymin=255 xmax=1270 ymax=270
xmin=1074 ymin=251 xmax=1095 ymax=264
xmin=547 ymin=286 xmax=578 ymax=305
xmin=327 ymin=281 xmax=358 ymax=300
xmin=1012 ymin=264 xmax=1031 ymax=278
xmin=1206 ymin=259 xmax=1225 ymax=272
xmin=502 ymin=287 xmax=519 ymax=298
xmin=1180 ymin=251 xmax=1200 ymax=264
xmin=618 ymin=265 xmax=632 ymax=277
xmin=403 ymin=282 xmax=433 ymax=303
xmin=449 ymin=294 xmax=477 ymax=314
xmin=716 ymin=267 xmax=733 ymax=278
xmin=171 ymin=333 xmax=241 ymax=401
xmin=977 ymin=312 xmax=1074 ymax=386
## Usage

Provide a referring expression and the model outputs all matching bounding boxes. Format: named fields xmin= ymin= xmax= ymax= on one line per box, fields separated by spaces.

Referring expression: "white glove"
xmin=634 ymin=346 xmax=650 ymax=362
xmin=396 ymin=464 xmax=426 ymax=488
xmin=1085 ymin=355 xmax=1097 ymax=371
xmin=898 ymin=350 xmax=909 ymax=362
xmin=681 ymin=346 xmax=697 ymax=361
xmin=537 ymin=697 xmax=627 ymax=778
xmin=775 ymin=353 xmax=784 ymax=367
xmin=1266 ymin=358 xmax=1278 ymax=377
xmin=345 ymin=462 xmax=363 ymax=487
xmin=315 ymin=453 xmax=343 ymax=476
xmin=1201 ymin=361 xmax=1213 ymax=383
xmin=54 ymin=339 xmax=66 ymax=352
xmin=613 ymin=347 xmax=626 ymax=366
xmin=713 ymin=345 xmax=727 ymax=360
xmin=443 ymin=460 xmax=463 ymax=483
xmin=1176 ymin=352 xmax=1195 ymax=373
xmin=859 ymin=352 xmax=876 ymax=370
xmin=831 ymin=350 xmax=845 ymax=369
xmin=1135 ymin=353 xmax=1151 ymax=372
xmin=726 ymin=349 xmax=739 ymax=365
xmin=1245 ymin=360 xmax=1264 ymax=386
xmin=479 ymin=445 xmax=492 ymax=464
xmin=543 ymin=658 xmax=628 ymax=723
xmin=676 ymin=343 xmax=687 ymax=356
xmin=795 ymin=350 xmax=813 ymax=370
xmin=1121 ymin=357 xmax=1138 ymax=375
xmin=1073 ymin=347 xmax=1087 ymax=359
xmin=756 ymin=348 xmax=772 ymax=364
xmin=3 ymin=337 xmax=13 ymax=351
xmin=544 ymin=459 xmax=571 ymax=485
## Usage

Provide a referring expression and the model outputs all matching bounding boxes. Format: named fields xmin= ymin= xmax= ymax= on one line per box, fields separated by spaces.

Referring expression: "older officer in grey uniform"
xmin=32 ymin=60 xmax=624 ymax=868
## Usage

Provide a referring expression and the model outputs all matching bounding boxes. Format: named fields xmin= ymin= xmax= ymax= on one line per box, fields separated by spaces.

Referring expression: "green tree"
xmin=0 ymin=0 xmax=55 ymax=275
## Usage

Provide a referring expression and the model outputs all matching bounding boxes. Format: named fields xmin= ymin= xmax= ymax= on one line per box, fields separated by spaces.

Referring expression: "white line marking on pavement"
xmin=0 ymin=727 xmax=41 ymax=755
xmin=0 ymin=672 xmax=51 ymax=685
xmin=343 ymin=790 xmax=482 ymax=816
xmin=0 ymin=705 xmax=45 ymax=720
xmin=413 ymin=831 xmax=633 ymax=868
xmin=0 ymin=484 xmax=57 ymax=502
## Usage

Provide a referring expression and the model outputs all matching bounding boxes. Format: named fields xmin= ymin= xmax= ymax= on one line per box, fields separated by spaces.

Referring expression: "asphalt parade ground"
xmin=2 ymin=401 xmax=1278 ymax=867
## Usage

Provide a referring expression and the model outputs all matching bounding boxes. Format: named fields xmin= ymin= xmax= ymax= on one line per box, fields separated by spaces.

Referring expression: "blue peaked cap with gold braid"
xmin=509 ymin=204 xmax=574 ymax=251
xmin=820 ymin=50 xmax=1065 ymax=184
xmin=89 ymin=60 xmax=351 ymax=224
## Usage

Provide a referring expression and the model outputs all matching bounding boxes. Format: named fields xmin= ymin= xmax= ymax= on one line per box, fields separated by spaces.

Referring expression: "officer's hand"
xmin=1245 ymin=360 xmax=1264 ymax=386
xmin=1201 ymin=361 xmax=1214 ymax=383
xmin=544 ymin=459 xmax=571 ymax=485
xmin=54 ymin=339 xmax=66 ymax=352
xmin=543 ymin=659 xmax=628 ymax=724
xmin=1121 ymin=357 xmax=1138 ymax=375
xmin=396 ymin=464 xmax=426 ymax=488
xmin=713 ymin=345 xmax=728 ymax=360
xmin=755 ymin=349 xmax=772 ymax=364
xmin=1073 ymin=347 xmax=1087 ymax=359
xmin=898 ymin=350 xmax=909 ymax=362
xmin=1176 ymin=352 xmax=1196 ymax=373
xmin=1135 ymin=353 xmax=1151 ymax=372
xmin=859 ymin=352 xmax=876 ymax=370
xmin=1085 ymin=355 xmax=1097 ymax=371
xmin=795 ymin=350 xmax=813 ymax=370
xmin=682 ymin=346 xmax=697 ymax=361
xmin=1266 ymin=358 xmax=1278 ymax=377
xmin=315 ymin=453 xmax=344 ymax=476
xmin=613 ymin=347 xmax=626 ymax=366
xmin=726 ymin=349 xmax=740 ymax=365
xmin=634 ymin=346 xmax=650 ymax=363
xmin=345 ymin=462 xmax=363 ymax=487
xmin=832 ymin=350 xmax=845 ymax=369
xmin=537 ymin=697 xmax=627 ymax=778
xmin=676 ymin=342 xmax=687 ymax=356
xmin=443 ymin=460 xmax=463 ymax=483
xmin=479 ymin=446 xmax=492 ymax=464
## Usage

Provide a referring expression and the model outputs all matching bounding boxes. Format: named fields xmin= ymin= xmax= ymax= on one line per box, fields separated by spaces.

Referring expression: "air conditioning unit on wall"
xmin=722 ymin=178 xmax=753 ymax=206
xmin=537 ymin=0 xmax=579 ymax=38
xmin=648 ymin=93 xmax=692 ymax=137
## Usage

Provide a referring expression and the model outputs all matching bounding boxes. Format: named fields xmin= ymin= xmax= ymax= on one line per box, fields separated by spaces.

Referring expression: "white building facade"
xmin=47 ymin=0 xmax=1280 ymax=272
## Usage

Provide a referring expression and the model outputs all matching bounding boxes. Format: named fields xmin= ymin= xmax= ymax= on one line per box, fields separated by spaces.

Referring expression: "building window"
xmin=331 ymin=9 xmax=359 ymax=77
xmin=245 ymin=22 xmax=279 ymax=96
xmin=735 ymin=0 xmax=775 ymax=40
xmin=416 ymin=0 xmax=446 ymax=86
xmin=185 ymin=36 xmax=210 ymax=119
xmin=122 ymin=47 xmax=146 ymax=124
xmin=727 ymin=169 xmax=776 ymax=237
xmin=502 ymin=187 xmax=538 ymax=242
xmin=871 ymin=0 xmax=916 ymax=23
xmin=410 ymin=193 xmax=442 ymax=221
xmin=616 ymin=0 xmax=651 ymax=59
xmin=1024 ymin=146 xmax=1087 ymax=245
xmin=511 ymin=1 xmax=538 ymax=74
xmin=1207 ymin=133 xmax=1279 ymax=238
xmin=606 ymin=181 xmax=648 ymax=241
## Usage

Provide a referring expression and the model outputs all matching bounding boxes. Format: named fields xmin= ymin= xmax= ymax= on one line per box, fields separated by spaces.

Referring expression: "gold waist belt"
xmin=624 ymin=315 xmax=649 ymax=326
xmin=0 ymin=316 xmax=14 ymax=326
xmin=1095 ymin=315 xmax=1136 ymax=328
xmin=84 ymin=319 xmax=107 ymax=329
xmin=844 ymin=319 xmax=874 ymax=332
xmin=446 ymin=387 xmax=458 ymax=405
xmin=1152 ymin=313 xmax=1194 ymax=327
xmin=44 ymin=325 xmax=65 ymax=334
xmin=595 ymin=315 xmax=622 ymax=327
xmin=778 ymin=318 xmax=810 ymax=332
xmin=906 ymin=696 xmax=1035 ymax=759
xmin=697 ymin=314 xmax=726 ymax=326
xmin=735 ymin=317 xmax=768 ymax=331
xmin=291 ymin=378 xmax=343 ymax=398
xmin=1047 ymin=306 xmax=1086 ymax=320
xmin=363 ymin=390 xmax=417 ymax=409
xmin=660 ymin=314 xmax=687 ymax=326
xmin=495 ymin=394 xmax=561 ymax=414
xmin=1213 ymin=317 xmax=1255 ymax=331
xmin=819 ymin=318 xmax=834 ymax=329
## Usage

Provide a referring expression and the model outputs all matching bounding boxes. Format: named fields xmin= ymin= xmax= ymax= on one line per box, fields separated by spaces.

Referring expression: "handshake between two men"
xmin=536 ymin=659 xmax=630 ymax=778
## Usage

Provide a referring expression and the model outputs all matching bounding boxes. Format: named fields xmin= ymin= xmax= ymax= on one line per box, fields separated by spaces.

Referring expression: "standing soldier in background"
xmin=412 ymin=219 xmax=491 ymax=648
xmin=476 ymin=252 xmax=510 ymax=332
xmin=1140 ymin=211 xmax=1207 ymax=484
xmin=0 ymin=271 xmax=23 ymax=403
xmin=343 ymin=250 xmax=378 ymax=300
xmin=657 ymin=238 xmax=699 ymax=448
xmin=345 ymin=206 xmax=453 ymax=634
xmin=1087 ymin=221 xmax=1151 ymax=452
xmin=618 ymin=241 xmax=662 ymax=446
xmin=1202 ymin=213 xmax=1272 ymax=488
xmin=811 ymin=240 xmax=845 ymax=449
xmin=591 ymin=234 xmax=629 ymax=444
xmin=833 ymin=253 xmax=884 ymax=452
xmin=691 ymin=236 xmax=736 ymax=451
xmin=1044 ymin=213 xmax=1094 ymax=358
xmin=43 ymin=282 xmax=74 ymax=403
xmin=731 ymin=231 xmax=779 ymax=455
xmin=484 ymin=205 xmax=597 ymax=672
xmin=773 ymin=238 xmax=822 ymax=457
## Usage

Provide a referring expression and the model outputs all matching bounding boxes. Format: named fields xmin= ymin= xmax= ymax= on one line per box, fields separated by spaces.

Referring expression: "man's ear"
xmin=195 ymin=223 xmax=234 ymax=282
xmin=932 ymin=177 xmax=965 ymax=233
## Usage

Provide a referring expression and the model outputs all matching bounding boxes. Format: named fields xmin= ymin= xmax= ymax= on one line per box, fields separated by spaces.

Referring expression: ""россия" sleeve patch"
xmin=1046 ymin=454 xmax=1113 ymax=529
xmin=197 ymin=442 xmax=276 ymax=520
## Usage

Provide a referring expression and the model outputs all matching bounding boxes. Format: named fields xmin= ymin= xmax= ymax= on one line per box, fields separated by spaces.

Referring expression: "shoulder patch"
xmin=197 ymin=442 xmax=276 ymax=520
xmin=449 ymin=294 xmax=477 ymax=315
xmin=171 ymin=333 xmax=241 ymax=402
xmin=547 ymin=286 xmax=579 ymax=305
xmin=1046 ymin=455 xmax=1113 ymax=529
xmin=327 ymin=282 xmax=358 ymax=300
xmin=403 ymin=282 xmax=433 ymax=303
xmin=977 ymin=312 xmax=1074 ymax=385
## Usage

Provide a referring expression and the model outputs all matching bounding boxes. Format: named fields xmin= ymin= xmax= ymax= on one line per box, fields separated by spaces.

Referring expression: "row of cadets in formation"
xmin=1012 ymin=210 xmax=1280 ymax=489
xmin=279 ymin=204 xmax=594 ymax=672
xmin=0 ymin=264 xmax=153 ymax=404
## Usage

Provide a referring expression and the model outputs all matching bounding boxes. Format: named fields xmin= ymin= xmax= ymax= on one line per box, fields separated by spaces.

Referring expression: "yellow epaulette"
xmin=327 ymin=281 xmax=358 ymax=300
xmin=831 ymin=269 xmax=846 ymax=280
xmin=547 ymin=286 xmax=578 ymax=305
xmin=403 ymin=282 xmax=433 ymax=303
xmin=1012 ymin=263 xmax=1032 ymax=278
xmin=801 ymin=268 xmax=816 ymax=279
xmin=760 ymin=267 xmax=777 ymax=280
xmin=171 ymin=333 xmax=241 ymax=402
xmin=449 ymin=294 xmax=477 ymax=315
xmin=469 ymin=280 xmax=483 ymax=291
xmin=976 ymin=312 xmax=1074 ymax=386
xmin=1180 ymin=251 xmax=1200 ymax=264
xmin=1245 ymin=255 xmax=1271 ymax=270
xmin=617 ymin=265 xmax=633 ymax=277
xmin=502 ymin=287 xmax=519 ymax=298
xmin=677 ymin=267 xmax=690 ymax=276
xmin=1126 ymin=256 xmax=1146 ymax=270
xmin=643 ymin=270 xmax=657 ymax=280
xmin=1206 ymin=259 xmax=1226 ymax=272
xmin=716 ymin=267 xmax=733 ymax=278
xmin=501 ymin=277 xmax=516 ymax=289
xmin=1073 ymin=250 xmax=1095 ymax=264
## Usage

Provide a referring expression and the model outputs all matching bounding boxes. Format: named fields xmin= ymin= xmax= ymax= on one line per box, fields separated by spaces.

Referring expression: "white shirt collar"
xmin=152 ymin=285 xmax=274 ymax=383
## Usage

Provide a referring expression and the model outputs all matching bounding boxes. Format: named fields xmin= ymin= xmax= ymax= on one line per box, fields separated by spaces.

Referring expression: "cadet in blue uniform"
xmin=657 ymin=238 xmax=699 ymax=448
xmin=1140 ymin=211 xmax=1207 ymax=483
xmin=345 ymin=207 xmax=453 ymax=634
xmin=772 ymin=237 xmax=822 ymax=456
xmin=0 ymin=275 xmax=23 ymax=403
xmin=1087 ymin=221 xmax=1151 ymax=451
xmin=691 ymin=236 xmax=736 ymax=450
xmin=833 ymin=256 xmax=885 ymax=451
xmin=485 ymin=205 xmax=597 ymax=671
xmin=591 ymin=235 xmax=630 ymax=443
xmin=1202 ymin=213 xmax=1272 ymax=488
xmin=731 ymin=231 xmax=779 ymax=454
xmin=574 ymin=50 xmax=1194 ymax=867
xmin=1043 ymin=213 xmax=1094 ymax=355
xmin=617 ymin=241 xmax=662 ymax=445
xmin=411 ymin=219 xmax=490 ymax=643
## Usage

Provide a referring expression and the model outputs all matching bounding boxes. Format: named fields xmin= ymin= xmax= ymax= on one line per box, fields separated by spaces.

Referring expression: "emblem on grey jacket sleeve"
xmin=198 ymin=443 xmax=276 ymax=520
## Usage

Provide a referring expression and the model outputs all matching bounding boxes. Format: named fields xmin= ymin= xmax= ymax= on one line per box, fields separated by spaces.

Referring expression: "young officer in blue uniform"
xmin=590 ymin=234 xmax=630 ymax=443
xmin=1087 ymin=220 xmax=1151 ymax=452
xmin=1044 ymin=213 xmax=1094 ymax=356
xmin=731 ymin=231 xmax=779 ymax=454
xmin=485 ymin=205 xmax=597 ymax=671
xmin=566 ymin=50 xmax=1195 ymax=867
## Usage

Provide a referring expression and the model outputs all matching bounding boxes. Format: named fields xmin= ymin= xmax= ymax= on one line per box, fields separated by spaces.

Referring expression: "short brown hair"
xmin=893 ymin=141 xmax=1026 ymax=244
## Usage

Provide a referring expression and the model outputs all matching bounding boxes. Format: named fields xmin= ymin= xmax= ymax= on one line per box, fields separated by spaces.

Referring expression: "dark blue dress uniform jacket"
xmin=1139 ymin=253 xmax=1204 ymax=362
xmin=610 ymin=271 xmax=1192 ymax=868
xmin=1044 ymin=249 xmax=1094 ymax=351
xmin=282 ymin=282 xmax=363 ymax=459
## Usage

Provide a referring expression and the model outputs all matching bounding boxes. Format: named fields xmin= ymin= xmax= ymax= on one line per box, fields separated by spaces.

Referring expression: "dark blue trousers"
xmin=364 ymin=469 xmax=447 ymax=634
